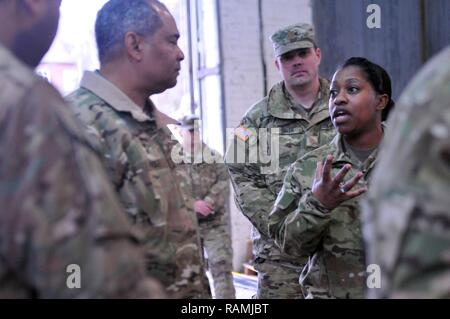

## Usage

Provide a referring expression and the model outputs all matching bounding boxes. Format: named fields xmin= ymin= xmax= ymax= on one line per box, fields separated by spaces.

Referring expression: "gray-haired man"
xmin=66 ymin=0 xmax=210 ymax=298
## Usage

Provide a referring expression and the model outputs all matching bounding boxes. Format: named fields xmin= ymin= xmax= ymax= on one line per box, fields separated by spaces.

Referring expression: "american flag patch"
xmin=235 ymin=126 xmax=253 ymax=142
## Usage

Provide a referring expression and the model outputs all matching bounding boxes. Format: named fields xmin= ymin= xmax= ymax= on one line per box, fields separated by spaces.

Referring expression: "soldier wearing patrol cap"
xmin=225 ymin=23 xmax=335 ymax=298
xmin=178 ymin=115 xmax=236 ymax=299
xmin=271 ymin=23 xmax=316 ymax=57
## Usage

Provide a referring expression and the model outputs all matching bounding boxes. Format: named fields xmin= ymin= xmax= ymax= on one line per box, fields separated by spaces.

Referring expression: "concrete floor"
xmin=206 ymin=271 xmax=257 ymax=299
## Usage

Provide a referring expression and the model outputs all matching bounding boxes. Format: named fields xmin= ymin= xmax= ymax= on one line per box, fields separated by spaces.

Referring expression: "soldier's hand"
xmin=194 ymin=200 xmax=215 ymax=217
xmin=311 ymin=155 xmax=367 ymax=210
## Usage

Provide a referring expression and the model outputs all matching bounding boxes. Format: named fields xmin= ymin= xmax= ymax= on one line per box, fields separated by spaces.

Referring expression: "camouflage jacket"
xmin=362 ymin=46 xmax=450 ymax=299
xmin=66 ymin=71 xmax=210 ymax=299
xmin=180 ymin=146 xmax=230 ymax=225
xmin=225 ymin=79 xmax=335 ymax=264
xmin=269 ymin=133 xmax=380 ymax=298
xmin=174 ymin=144 xmax=235 ymax=298
xmin=0 ymin=44 xmax=164 ymax=298
xmin=168 ymin=140 xmax=231 ymax=241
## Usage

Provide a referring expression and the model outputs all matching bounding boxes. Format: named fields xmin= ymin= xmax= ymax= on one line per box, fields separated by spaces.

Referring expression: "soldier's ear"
xmin=376 ymin=94 xmax=388 ymax=111
xmin=124 ymin=32 xmax=143 ymax=62
xmin=315 ymin=47 xmax=322 ymax=64
xmin=275 ymin=59 xmax=280 ymax=71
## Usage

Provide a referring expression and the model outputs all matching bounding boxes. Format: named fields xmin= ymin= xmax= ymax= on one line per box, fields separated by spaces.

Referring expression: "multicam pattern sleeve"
xmin=0 ymin=73 xmax=164 ymax=298
xmin=362 ymin=47 xmax=450 ymax=299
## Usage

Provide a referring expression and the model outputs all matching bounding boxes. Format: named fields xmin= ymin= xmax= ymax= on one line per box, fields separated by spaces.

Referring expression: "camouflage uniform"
xmin=0 ymin=43 xmax=164 ymax=298
xmin=66 ymin=70 xmax=210 ymax=299
xmin=225 ymin=23 xmax=334 ymax=300
xmin=362 ymin=46 xmax=450 ymax=299
xmin=226 ymin=25 xmax=335 ymax=299
xmin=171 ymin=116 xmax=235 ymax=298
xmin=269 ymin=133 xmax=380 ymax=298
xmin=183 ymin=144 xmax=235 ymax=299
xmin=226 ymin=79 xmax=334 ymax=298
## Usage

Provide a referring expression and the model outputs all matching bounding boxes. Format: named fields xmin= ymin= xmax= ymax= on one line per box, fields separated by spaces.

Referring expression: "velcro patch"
xmin=275 ymin=191 xmax=296 ymax=210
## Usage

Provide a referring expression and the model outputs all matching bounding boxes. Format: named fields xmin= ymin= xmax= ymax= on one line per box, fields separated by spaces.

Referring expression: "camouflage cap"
xmin=179 ymin=114 xmax=199 ymax=130
xmin=270 ymin=23 xmax=316 ymax=57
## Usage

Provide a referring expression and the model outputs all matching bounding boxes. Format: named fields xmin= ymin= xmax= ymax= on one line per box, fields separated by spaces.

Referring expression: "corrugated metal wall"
xmin=424 ymin=0 xmax=450 ymax=61
xmin=312 ymin=0 xmax=450 ymax=99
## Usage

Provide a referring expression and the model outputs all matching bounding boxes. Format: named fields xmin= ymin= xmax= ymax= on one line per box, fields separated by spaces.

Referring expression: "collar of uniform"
xmin=267 ymin=78 xmax=330 ymax=122
xmin=0 ymin=42 xmax=14 ymax=69
xmin=0 ymin=42 xmax=37 ymax=88
xmin=331 ymin=125 xmax=383 ymax=170
xmin=328 ymin=134 xmax=365 ymax=168
xmin=161 ymin=123 xmax=181 ymax=149
xmin=265 ymin=82 xmax=298 ymax=119
xmin=80 ymin=70 xmax=154 ymax=123
xmin=327 ymin=134 xmax=347 ymax=162
xmin=0 ymin=42 xmax=15 ymax=67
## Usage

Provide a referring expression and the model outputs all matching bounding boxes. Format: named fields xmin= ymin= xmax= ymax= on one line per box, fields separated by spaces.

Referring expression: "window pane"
xmin=200 ymin=75 xmax=224 ymax=153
